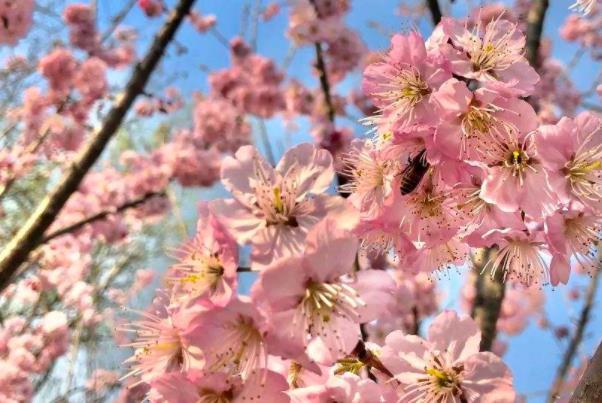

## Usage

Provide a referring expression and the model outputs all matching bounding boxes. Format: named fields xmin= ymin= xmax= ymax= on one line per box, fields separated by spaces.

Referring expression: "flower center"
xmin=287 ymin=361 xmax=304 ymax=388
xmin=121 ymin=313 xmax=188 ymax=382
xmin=565 ymin=149 xmax=602 ymax=202
xmin=252 ymin=157 xmax=304 ymax=227
xmin=198 ymin=390 xmax=233 ymax=403
xmin=174 ymin=251 xmax=224 ymax=294
xmin=410 ymin=353 xmax=464 ymax=400
xmin=467 ymin=19 xmax=522 ymax=74
xmin=301 ymin=281 xmax=365 ymax=324
xmin=210 ymin=315 xmax=265 ymax=380
xmin=564 ymin=215 xmax=601 ymax=273
xmin=335 ymin=357 xmax=366 ymax=375
xmin=426 ymin=367 xmax=458 ymax=389
xmin=486 ymin=239 xmax=549 ymax=285
xmin=341 ymin=149 xmax=392 ymax=196
xmin=462 ymin=106 xmax=495 ymax=135
xmin=395 ymin=69 xmax=430 ymax=108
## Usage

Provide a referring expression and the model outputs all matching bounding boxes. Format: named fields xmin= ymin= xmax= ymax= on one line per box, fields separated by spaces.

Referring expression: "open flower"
xmin=380 ymin=310 xmax=516 ymax=402
xmin=288 ymin=372 xmax=390 ymax=403
xmin=362 ymin=31 xmax=450 ymax=131
xmin=120 ymin=307 xmax=203 ymax=385
xmin=482 ymin=228 xmax=551 ymax=286
xmin=211 ymin=143 xmax=342 ymax=268
xmin=340 ymin=139 xmax=399 ymax=217
xmin=535 ymin=111 xmax=602 ymax=214
xmin=394 ymin=173 xmax=464 ymax=246
xmin=188 ymin=297 xmax=268 ymax=381
xmin=441 ymin=16 xmax=539 ymax=93
xmin=432 ymin=78 xmax=537 ymax=160
xmin=252 ymin=219 xmax=395 ymax=364
xmin=167 ymin=203 xmax=238 ymax=307
xmin=545 ymin=207 xmax=602 ymax=283
xmin=479 ymin=126 xmax=556 ymax=218
xmin=149 ymin=370 xmax=289 ymax=403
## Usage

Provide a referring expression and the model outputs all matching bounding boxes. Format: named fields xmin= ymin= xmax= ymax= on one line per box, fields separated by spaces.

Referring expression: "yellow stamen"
xmin=273 ymin=186 xmax=284 ymax=213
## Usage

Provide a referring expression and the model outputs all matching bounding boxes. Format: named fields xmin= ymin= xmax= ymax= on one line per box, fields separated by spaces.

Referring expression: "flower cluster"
xmin=346 ymin=17 xmax=602 ymax=287
xmin=112 ymin=9 xmax=602 ymax=401
xmin=0 ymin=0 xmax=34 ymax=45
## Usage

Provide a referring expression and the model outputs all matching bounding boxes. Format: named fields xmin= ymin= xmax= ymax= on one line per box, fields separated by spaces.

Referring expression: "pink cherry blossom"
xmin=184 ymin=297 xmax=268 ymax=380
xmin=63 ymin=4 xmax=99 ymax=53
xmin=441 ymin=16 xmax=539 ymax=93
xmin=340 ymin=140 xmax=398 ymax=217
xmin=536 ymin=111 xmax=602 ymax=213
xmin=73 ymin=57 xmax=108 ymax=103
xmin=432 ymin=78 xmax=538 ymax=160
xmin=0 ymin=0 xmax=34 ymax=45
xmin=38 ymin=48 xmax=78 ymax=99
xmin=252 ymin=219 xmax=395 ymax=364
xmin=482 ymin=227 xmax=552 ymax=286
xmin=150 ymin=370 xmax=289 ymax=403
xmin=545 ymin=207 xmax=602 ymax=281
xmin=381 ymin=310 xmax=516 ymax=402
xmin=211 ymin=143 xmax=342 ymax=267
xmin=362 ymin=31 xmax=450 ymax=130
xmin=189 ymin=11 xmax=217 ymax=33
xmin=138 ymin=0 xmax=164 ymax=17
xmin=288 ymin=372 xmax=388 ymax=403
xmin=478 ymin=126 xmax=556 ymax=218
xmin=167 ymin=204 xmax=238 ymax=307
xmin=120 ymin=306 xmax=204 ymax=385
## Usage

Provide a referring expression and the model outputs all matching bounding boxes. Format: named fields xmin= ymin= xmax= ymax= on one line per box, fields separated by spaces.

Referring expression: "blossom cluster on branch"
xmin=0 ymin=0 xmax=600 ymax=402
xmin=117 ymin=8 xmax=601 ymax=402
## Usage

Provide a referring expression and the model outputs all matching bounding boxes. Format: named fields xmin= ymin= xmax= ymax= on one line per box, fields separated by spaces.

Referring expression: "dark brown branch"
xmin=570 ymin=341 xmax=602 ymax=402
xmin=308 ymin=0 xmax=335 ymax=123
xmin=525 ymin=0 xmax=549 ymax=69
xmin=41 ymin=191 xmax=166 ymax=244
xmin=0 ymin=0 xmax=197 ymax=293
xmin=237 ymin=266 xmax=253 ymax=272
xmin=549 ymin=267 xmax=600 ymax=402
xmin=313 ymin=42 xmax=336 ymax=122
xmin=425 ymin=0 xmax=442 ymax=25
xmin=471 ymin=248 xmax=506 ymax=352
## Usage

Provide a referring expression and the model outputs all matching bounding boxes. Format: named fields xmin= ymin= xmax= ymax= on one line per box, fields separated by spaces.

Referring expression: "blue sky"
xmin=17 ymin=1 xmax=602 ymax=401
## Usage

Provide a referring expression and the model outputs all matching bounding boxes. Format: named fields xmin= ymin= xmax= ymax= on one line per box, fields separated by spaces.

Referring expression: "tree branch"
xmin=549 ymin=266 xmax=600 ymax=402
xmin=308 ymin=0 xmax=336 ymax=123
xmin=0 ymin=0 xmax=197 ymax=293
xmin=570 ymin=341 xmax=602 ymax=402
xmin=41 ymin=191 xmax=166 ymax=244
xmin=425 ymin=0 xmax=442 ymax=26
xmin=525 ymin=0 xmax=549 ymax=69
xmin=101 ymin=0 xmax=138 ymax=43
xmin=471 ymin=247 xmax=506 ymax=352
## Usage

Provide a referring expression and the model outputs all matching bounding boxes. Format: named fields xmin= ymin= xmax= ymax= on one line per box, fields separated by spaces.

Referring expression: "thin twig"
xmin=41 ymin=191 xmax=166 ymax=244
xmin=258 ymin=119 xmax=275 ymax=166
xmin=0 ymin=0 xmax=197 ymax=292
xmin=312 ymin=42 xmax=336 ymax=122
xmin=210 ymin=27 xmax=231 ymax=49
xmin=548 ymin=267 xmax=600 ymax=402
xmin=101 ymin=0 xmax=138 ymax=43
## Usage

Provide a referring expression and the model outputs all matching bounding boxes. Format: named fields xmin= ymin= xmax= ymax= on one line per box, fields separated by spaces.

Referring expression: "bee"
xmin=399 ymin=149 xmax=429 ymax=195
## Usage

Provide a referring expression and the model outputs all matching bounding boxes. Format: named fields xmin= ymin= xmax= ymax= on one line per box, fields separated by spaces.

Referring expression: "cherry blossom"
xmin=211 ymin=143 xmax=342 ymax=267
xmin=380 ymin=311 xmax=516 ymax=402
